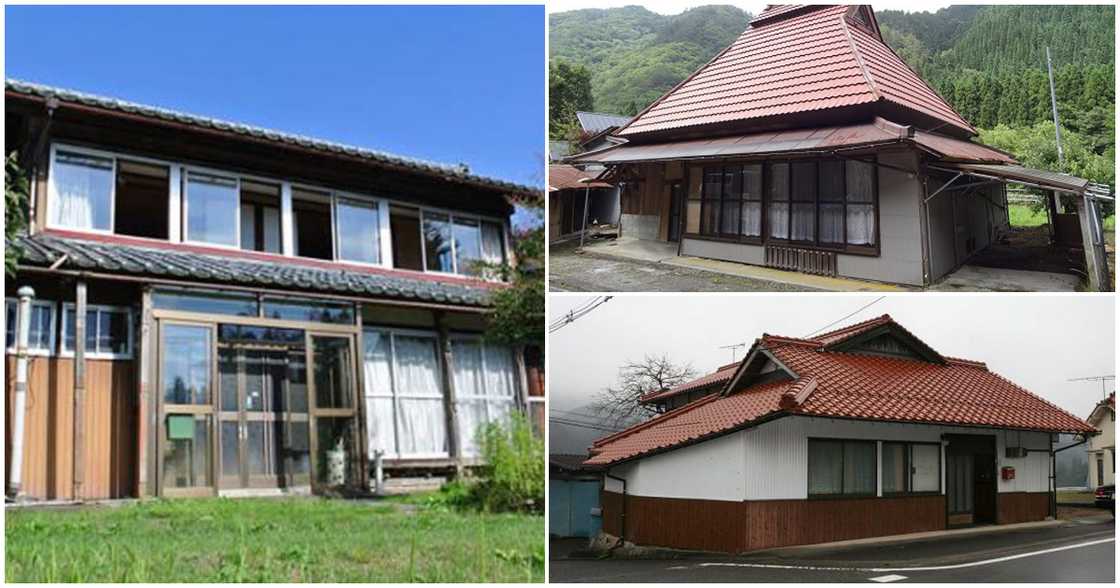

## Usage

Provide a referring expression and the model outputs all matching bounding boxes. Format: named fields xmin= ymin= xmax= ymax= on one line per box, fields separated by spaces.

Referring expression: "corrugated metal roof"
xmin=618 ymin=5 xmax=974 ymax=138
xmin=548 ymin=164 xmax=613 ymax=191
xmin=6 ymin=79 xmax=542 ymax=200
xmin=586 ymin=315 xmax=1094 ymax=467
xmin=941 ymin=163 xmax=1091 ymax=194
xmin=13 ymin=231 xmax=496 ymax=306
xmin=576 ymin=111 xmax=632 ymax=134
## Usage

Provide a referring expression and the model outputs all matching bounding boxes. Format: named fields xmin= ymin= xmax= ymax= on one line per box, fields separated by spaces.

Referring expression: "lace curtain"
xmin=363 ymin=330 xmax=447 ymax=459
xmin=51 ymin=152 xmax=113 ymax=230
xmin=846 ymin=160 xmax=876 ymax=245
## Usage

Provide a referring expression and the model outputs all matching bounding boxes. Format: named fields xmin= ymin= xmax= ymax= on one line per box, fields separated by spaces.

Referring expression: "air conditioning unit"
xmin=1005 ymin=446 xmax=1028 ymax=458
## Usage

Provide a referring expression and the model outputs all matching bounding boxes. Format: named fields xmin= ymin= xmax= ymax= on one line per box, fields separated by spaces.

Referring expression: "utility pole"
xmin=1046 ymin=47 xmax=1064 ymax=165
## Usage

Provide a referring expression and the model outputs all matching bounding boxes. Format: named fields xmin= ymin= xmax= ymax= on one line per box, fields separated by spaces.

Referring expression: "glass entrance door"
xmin=307 ymin=333 xmax=360 ymax=491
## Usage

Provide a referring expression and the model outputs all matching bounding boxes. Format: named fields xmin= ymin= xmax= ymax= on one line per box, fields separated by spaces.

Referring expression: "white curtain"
xmin=740 ymin=201 xmax=761 ymax=237
xmin=363 ymin=330 xmax=397 ymax=458
xmin=720 ymin=200 xmax=739 ymax=234
xmin=846 ymin=160 xmax=876 ymax=245
xmin=452 ymin=340 xmax=486 ymax=456
xmin=768 ymin=202 xmax=789 ymax=239
xmin=394 ymin=335 xmax=446 ymax=456
xmin=51 ymin=152 xmax=113 ymax=230
xmin=819 ymin=203 xmax=844 ymax=244
xmin=484 ymin=345 xmax=517 ymax=430
xmin=843 ymin=441 xmax=877 ymax=494
xmin=481 ymin=222 xmax=505 ymax=264
xmin=791 ymin=203 xmax=815 ymax=241
xmin=846 ymin=205 xmax=875 ymax=245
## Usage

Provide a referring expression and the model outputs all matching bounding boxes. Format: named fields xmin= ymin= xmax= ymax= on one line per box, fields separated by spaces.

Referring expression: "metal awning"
xmin=932 ymin=163 xmax=1111 ymax=199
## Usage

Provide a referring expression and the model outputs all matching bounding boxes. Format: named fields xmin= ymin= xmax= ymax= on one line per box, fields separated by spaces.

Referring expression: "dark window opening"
xmin=114 ymin=160 xmax=169 ymax=239
xmin=390 ymin=205 xmax=424 ymax=271
xmin=240 ymin=180 xmax=282 ymax=254
xmin=292 ymin=190 xmax=332 ymax=260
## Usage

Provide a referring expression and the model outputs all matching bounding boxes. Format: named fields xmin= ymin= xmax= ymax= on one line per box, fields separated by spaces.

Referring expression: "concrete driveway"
xmin=550 ymin=517 xmax=1114 ymax=583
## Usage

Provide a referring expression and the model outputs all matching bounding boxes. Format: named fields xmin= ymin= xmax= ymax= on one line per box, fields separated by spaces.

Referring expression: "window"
xmin=363 ymin=329 xmax=447 ymax=458
xmin=390 ymin=206 xmax=424 ymax=271
xmin=808 ymin=438 xmax=876 ymax=496
xmin=162 ymin=323 xmax=211 ymax=404
xmin=420 ymin=211 xmax=503 ymax=276
xmin=791 ymin=161 xmax=816 ymax=242
xmin=818 ymin=160 xmax=845 ymax=245
xmin=453 ymin=217 xmax=483 ymax=276
xmin=239 ymin=180 xmax=282 ymax=254
xmin=61 ymin=304 xmax=133 ymax=358
xmin=768 ymin=162 xmax=790 ymax=239
xmin=50 ymin=150 xmax=114 ymax=231
xmin=5 ymin=299 xmax=56 ymax=355
xmin=423 ymin=212 xmax=453 ymax=272
xmin=153 ymin=289 xmax=259 ymax=317
xmin=740 ymin=165 xmax=763 ymax=237
xmin=261 ymin=297 xmax=354 ymax=324
xmin=846 ymin=160 xmax=876 ymax=246
xmin=764 ymin=158 xmax=877 ymax=249
xmin=335 ymin=198 xmax=382 ymax=264
xmin=185 ymin=172 xmax=239 ymax=247
xmin=292 ymin=189 xmax=333 ymax=260
xmin=696 ymin=165 xmax=763 ymax=240
xmin=451 ymin=337 xmax=519 ymax=457
xmin=883 ymin=442 xmax=940 ymax=494
xmin=115 ymin=160 xmax=170 ymax=239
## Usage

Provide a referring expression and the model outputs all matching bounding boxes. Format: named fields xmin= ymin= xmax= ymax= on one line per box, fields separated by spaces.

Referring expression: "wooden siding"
xmin=5 ymin=356 xmax=137 ymax=500
xmin=601 ymin=491 xmax=946 ymax=553
xmin=997 ymin=492 xmax=1050 ymax=524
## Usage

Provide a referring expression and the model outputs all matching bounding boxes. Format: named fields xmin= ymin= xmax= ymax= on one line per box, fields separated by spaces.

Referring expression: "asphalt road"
xmin=550 ymin=519 xmax=1115 ymax=583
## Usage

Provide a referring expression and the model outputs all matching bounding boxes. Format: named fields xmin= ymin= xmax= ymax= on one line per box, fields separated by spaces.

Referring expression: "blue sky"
xmin=5 ymin=5 xmax=545 ymax=191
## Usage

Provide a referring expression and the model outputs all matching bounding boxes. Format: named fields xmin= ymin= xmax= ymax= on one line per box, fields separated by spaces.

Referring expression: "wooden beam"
xmin=73 ymin=279 xmax=87 ymax=500
xmin=435 ymin=312 xmax=462 ymax=477
xmin=137 ymin=287 xmax=152 ymax=497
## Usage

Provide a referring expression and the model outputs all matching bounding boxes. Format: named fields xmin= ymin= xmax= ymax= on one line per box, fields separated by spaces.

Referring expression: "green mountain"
xmin=549 ymin=5 xmax=749 ymax=115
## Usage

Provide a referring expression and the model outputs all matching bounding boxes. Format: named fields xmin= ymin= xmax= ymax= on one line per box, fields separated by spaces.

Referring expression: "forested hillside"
xmin=549 ymin=5 xmax=1114 ymax=188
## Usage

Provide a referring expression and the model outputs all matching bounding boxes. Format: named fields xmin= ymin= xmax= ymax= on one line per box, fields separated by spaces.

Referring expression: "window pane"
xmin=453 ymin=218 xmax=483 ymax=276
xmin=312 ymin=336 xmax=353 ymax=410
xmin=847 ymin=204 xmax=876 ymax=245
xmin=701 ymin=200 xmax=719 ymax=235
xmin=363 ymin=330 xmax=396 ymax=456
xmin=742 ymin=165 xmax=763 ymax=200
xmin=153 ymin=290 xmax=258 ymax=317
xmin=720 ymin=198 xmax=740 ymax=235
xmin=262 ymin=298 xmax=354 ymax=324
xmin=390 ymin=206 xmax=424 ymax=271
xmin=819 ymin=160 xmax=844 ymax=202
xmin=393 ymin=334 xmax=447 ymax=456
xmin=5 ymin=301 xmax=15 ymax=348
xmin=741 ymin=201 xmax=762 ymax=237
xmin=115 ymin=160 xmax=169 ymax=239
xmin=768 ymin=163 xmax=789 ymax=201
xmin=791 ymin=203 xmax=815 ymax=241
xmin=292 ymin=193 xmax=333 ymax=260
xmin=162 ymin=415 xmax=211 ymax=488
xmin=451 ymin=340 xmax=485 ymax=397
xmin=882 ymin=442 xmax=907 ymax=493
xmin=481 ymin=222 xmax=505 ymax=266
xmin=162 ymin=324 xmax=211 ymax=405
xmin=792 ymin=161 xmax=816 ymax=202
xmin=768 ymin=201 xmax=789 ymax=239
xmin=843 ymin=441 xmax=876 ymax=494
xmin=483 ymin=344 xmax=517 ymax=399
xmin=336 ymin=199 xmax=381 ymax=264
xmin=423 ymin=213 xmax=453 ymax=272
xmin=99 ymin=310 xmax=129 ymax=354
xmin=820 ymin=203 xmax=844 ymax=244
xmin=186 ymin=174 xmax=239 ymax=246
xmin=51 ymin=151 xmax=113 ymax=231
xmin=63 ymin=308 xmax=97 ymax=353
xmin=702 ymin=169 xmax=723 ymax=200
xmin=808 ymin=440 xmax=843 ymax=495
xmin=912 ymin=444 xmax=940 ymax=492
xmin=316 ymin=417 xmax=355 ymax=487
xmin=686 ymin=200 xmax=701 ymax=234
xmin=846 ymin=160 xmax=874 ymax=203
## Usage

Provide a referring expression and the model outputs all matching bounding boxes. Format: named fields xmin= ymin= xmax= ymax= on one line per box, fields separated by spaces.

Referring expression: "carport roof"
xmin=936 ymin=163 xmax=1093 ymax=195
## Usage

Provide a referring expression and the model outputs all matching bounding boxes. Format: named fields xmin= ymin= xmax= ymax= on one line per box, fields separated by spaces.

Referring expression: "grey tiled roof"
xmin=575 ymin=111 xmax=631 ymax=134
xmin=13 ymin=234 xmax=494 ymax=307
xmin=6 ymin=79 xmax=542 ymax=200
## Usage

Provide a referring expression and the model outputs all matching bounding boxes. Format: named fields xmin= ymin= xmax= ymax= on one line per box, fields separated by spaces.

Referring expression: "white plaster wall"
xmin=743 ymin=416 xmax=1053 ymax=500
xmin=605 ymin=431 xmax=747 ymax=501
xmin=837 ymin=149 xmax=924 ymax=285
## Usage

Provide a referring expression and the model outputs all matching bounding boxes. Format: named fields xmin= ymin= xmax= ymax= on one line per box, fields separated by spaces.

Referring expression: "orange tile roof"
xmin=639 ymin=362 xmax=741 ymax=404
xmin=618 ymin=5 xmax=973 ymax=139
xmin=586 ymin=316 xmax=1095 ymax=467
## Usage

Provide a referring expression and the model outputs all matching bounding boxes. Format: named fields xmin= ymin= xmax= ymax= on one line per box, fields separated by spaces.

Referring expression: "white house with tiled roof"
xmin=1087 ymin=393 xmax=1115 ymax=488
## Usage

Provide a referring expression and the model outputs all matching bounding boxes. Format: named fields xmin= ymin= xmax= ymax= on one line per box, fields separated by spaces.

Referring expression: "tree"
xmin=484 ymin=205 xmax=544 ymax=349
xmin=5 ymin=151 xmax=28 ymax=277
xmin=590 ymin=354 xmax=697 ymax=429
xmin=549 ymin=60 xmax=593 ymax=140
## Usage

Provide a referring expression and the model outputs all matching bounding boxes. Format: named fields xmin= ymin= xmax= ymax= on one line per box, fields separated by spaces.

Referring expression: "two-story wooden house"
xmin=4 ymin=79 xmax=543 ymax=501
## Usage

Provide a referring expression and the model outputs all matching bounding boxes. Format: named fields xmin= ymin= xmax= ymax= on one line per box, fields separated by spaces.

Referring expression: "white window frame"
xmin=4 ymin=298 xmax=57 ymax=357
xmin=418 ymin=210 xmax=508 ymax=280
xmin=333 ymin=195 xmax=386 ymax=267
xmin=182 ymin=167 xmax=243 ymax=250
xmin=59 ymin=303 xmax=135 ymax=360
xmin=363 ymin=327 xmax=448 ymax=460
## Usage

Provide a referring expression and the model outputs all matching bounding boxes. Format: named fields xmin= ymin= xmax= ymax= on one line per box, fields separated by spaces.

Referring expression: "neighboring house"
xmin=638 ymin=362 xmax=739 ymax=413
xmin=571 ymin=5 xmax=1111 ymax=290
xmin=549 ymin=141 xmax=572 ymax=163
xmin=1086 ymin=393 xmax=1115 ymax=488
xmin=549 ymin=454 xmax=602 ymax=538
xmin=548 ymin=164 xmax=617 ymax=243
xmin=584 ymin=314 xmax=1097 ymax=553
xmin=3 ymin=79 xmax=543 ymax=501
xmin=574 ymin=111 xmax=630 ymax=154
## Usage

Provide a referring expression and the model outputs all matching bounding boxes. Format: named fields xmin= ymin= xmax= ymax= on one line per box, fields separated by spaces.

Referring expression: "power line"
xmin=550 ymin=296 xmax=613 ymax=334
xmin=803 ymin=296 xmax=886 ymax=338
xmin=549 ymin=417 xmax=617 ymax=433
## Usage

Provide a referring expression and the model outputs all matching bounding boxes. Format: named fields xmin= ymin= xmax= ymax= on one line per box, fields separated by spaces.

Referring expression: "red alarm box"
xmin=1001 ymin=466 xmax=1016 ymax=480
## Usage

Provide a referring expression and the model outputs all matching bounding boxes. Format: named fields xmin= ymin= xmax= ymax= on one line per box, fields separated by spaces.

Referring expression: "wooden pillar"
xmin=354 ymin=307 xmax=371 ymax=489
xmin=434 ymin=312 xmax=462 ymax=476
xmin=136 ymin=287 xmax=152 ymax=497
xmin=73 ymin=279 xmax=87 ymax=500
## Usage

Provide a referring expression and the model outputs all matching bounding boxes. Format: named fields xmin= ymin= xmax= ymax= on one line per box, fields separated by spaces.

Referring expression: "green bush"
xmin=474 ymin=412 xmax=545 ymax=513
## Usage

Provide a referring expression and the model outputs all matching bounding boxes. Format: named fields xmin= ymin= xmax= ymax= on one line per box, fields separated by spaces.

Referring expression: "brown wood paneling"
xmin=6 ymin=356 xmax=136 ymax=500
xmin=997 ymin=492 xmax=1050 ymax=524
xmin=601 ymin=490 xmax=746 ymax=553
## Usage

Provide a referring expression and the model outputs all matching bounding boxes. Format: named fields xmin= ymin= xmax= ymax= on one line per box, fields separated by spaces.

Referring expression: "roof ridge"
xmin=838 ymin=12 xmax=881 ymax=101
xmin=808 ymin=314 xmax=892 ymax=343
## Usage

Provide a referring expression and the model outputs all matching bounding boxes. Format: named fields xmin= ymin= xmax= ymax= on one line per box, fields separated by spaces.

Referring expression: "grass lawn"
xmin=1008 ymin=203 xmax=1116 ymax=231
xmin=5 ymin=497 xmax=544 ymax=583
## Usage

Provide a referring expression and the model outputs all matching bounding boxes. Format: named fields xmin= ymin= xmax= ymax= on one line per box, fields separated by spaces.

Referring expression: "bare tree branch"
xmin=590 ymin=354 xmax=697 ymax=429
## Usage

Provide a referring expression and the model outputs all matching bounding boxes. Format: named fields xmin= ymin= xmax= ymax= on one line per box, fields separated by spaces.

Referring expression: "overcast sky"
xmin=549 ymin=295 xmax=1115 ymax=453
xmin=547 ymin=2 xmax=953 ymax=15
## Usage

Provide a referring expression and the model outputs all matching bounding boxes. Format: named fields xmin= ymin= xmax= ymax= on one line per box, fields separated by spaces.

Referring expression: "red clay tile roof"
xmin=586 ymin=316 xmax=1095 ymax=467
xmin=618 ymin=5 xmax=974 ymax=139
xmin=638 ymin=362 xmax=741 ymax=404
xmin=548 ymin=164 xmax=613 ymax=192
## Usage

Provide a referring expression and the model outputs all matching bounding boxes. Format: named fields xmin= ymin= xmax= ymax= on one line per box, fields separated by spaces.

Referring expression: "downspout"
xmin=1052 ymin=434 xmax=1092 ymax=519
xmin=7 ymin=286 xmax=35 ymax=499
xmin=604 ymin=472 xmax=627 ymax=549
